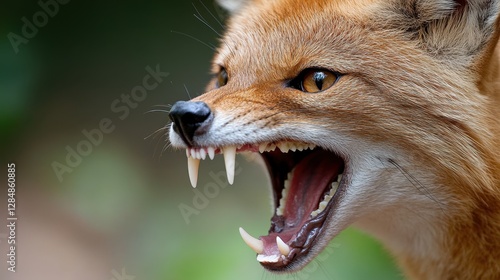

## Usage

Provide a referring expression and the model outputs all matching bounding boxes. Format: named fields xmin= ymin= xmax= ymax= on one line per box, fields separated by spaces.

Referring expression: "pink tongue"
xmin=284 ymin=151 xmax=340 ymax=226
xmin=260 ymin=152 xmax=341 ymax=256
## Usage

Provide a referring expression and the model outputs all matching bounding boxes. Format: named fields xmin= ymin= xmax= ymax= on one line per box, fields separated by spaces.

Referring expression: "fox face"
xmin=169 ymin=0 xmax=500 ymax=278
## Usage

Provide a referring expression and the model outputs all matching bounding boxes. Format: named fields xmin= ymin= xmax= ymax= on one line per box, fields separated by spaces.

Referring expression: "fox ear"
xmin=391 ymin=0 xmax=500 ymax=61
xmin=216 ymin=0 xmax=248 ymax=13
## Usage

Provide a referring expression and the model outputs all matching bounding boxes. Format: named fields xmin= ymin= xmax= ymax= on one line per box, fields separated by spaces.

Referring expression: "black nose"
xmin=169 ymin=101 xmax=212 ymax=146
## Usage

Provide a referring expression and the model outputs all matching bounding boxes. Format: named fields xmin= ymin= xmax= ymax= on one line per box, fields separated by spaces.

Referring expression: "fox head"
xmin=169 ymin=0 xmax=500 ymax=278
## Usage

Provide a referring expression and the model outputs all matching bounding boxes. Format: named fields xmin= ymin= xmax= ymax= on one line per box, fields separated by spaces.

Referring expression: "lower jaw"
xmin=262 ymin=179 xmax=345 ymax=271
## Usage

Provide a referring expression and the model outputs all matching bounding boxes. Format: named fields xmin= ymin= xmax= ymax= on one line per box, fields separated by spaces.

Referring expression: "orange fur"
xmin=172 ymin=0 xmax=500 ymax=278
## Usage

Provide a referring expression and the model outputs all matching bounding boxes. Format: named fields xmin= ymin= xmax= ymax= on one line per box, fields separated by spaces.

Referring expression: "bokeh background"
xmin=1 ymin=1 xmax=402 ymax=279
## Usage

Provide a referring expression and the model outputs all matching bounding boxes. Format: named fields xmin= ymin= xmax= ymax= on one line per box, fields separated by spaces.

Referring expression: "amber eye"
xmin=294 ymin=69 xmax=339 ymax=93
xmin=216 ymin=68 xmax=228 ymax=88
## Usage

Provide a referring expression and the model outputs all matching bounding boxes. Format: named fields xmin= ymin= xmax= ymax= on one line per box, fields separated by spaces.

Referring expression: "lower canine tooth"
xmin=187 ymin=157 xmax=200 ymax=188
xmin=239 ymin=227 xmax=264 ymax=254
xmin=223 ymin=146 xmax=237 ymax=185
xmin=276 ymin=236 xmax=290 ymax=256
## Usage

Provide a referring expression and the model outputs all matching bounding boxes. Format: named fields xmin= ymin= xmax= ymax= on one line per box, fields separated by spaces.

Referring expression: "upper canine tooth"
xmin=276 ymin=236 xmax=290 ymax=256
xmin=187 ymin=157 xmax=200 ymax=188
xmin=207 ymin=147 xmax=215 ymax=160
xmin=239 ymin=227 xmax=264 ymax=254
xmin=223 ymin=146 xmax=237 ymax=185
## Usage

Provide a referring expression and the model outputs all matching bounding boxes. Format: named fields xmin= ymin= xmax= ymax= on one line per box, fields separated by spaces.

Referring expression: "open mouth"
xmin=185 ymin=141 xmax=346 ymax=271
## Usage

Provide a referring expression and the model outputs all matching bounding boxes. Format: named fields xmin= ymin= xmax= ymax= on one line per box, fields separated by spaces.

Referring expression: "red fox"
xmin=169 ymin=0 xmax=500 ymax=279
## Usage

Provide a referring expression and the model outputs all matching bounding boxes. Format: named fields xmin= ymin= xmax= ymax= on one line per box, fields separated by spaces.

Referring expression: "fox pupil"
xmin=313 ymin=72 xmax=326 ymax=90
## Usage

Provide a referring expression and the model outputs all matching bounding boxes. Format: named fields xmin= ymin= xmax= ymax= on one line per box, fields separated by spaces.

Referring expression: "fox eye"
xmin=216 ymin=68 xmax=228 ymax=88
xmin=293 ymin=69 xmax=339 ymax=93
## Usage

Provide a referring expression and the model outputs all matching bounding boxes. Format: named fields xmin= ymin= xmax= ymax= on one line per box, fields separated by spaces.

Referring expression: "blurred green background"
xmin=0 ymin=1 xmax=402 ymax=279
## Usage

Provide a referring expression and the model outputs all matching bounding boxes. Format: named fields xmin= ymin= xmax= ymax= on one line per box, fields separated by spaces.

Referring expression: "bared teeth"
xmin=183 ymin=142 xmax=318 ymax=188
xmin=187 ymin=156 xmax=200 ymax=188
xmin=239 ymin=227 xmax=264 ymax=254
xmin=223 ymin=146 xmax=237 ymax=185
xmin=276 ymin=236 xmax=290 ymax=256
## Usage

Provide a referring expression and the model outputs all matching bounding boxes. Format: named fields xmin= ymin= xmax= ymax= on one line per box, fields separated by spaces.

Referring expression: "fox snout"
xmin=169 ymin=101 xmax=212 ymax=147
